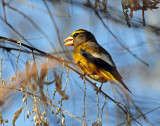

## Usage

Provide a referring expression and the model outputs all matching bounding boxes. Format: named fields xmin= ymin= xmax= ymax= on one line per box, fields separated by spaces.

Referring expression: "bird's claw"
xmin=79 ymin=73 xmax=87 ymax=79
xmin=96 ymin=83 xmax=103 ymax=94
xmin=96 ymin=86 xmax=101 ymax=94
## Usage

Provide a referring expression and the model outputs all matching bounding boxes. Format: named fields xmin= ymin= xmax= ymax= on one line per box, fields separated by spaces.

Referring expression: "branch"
xmin=0 ymin=36 xmax=142 ymax=125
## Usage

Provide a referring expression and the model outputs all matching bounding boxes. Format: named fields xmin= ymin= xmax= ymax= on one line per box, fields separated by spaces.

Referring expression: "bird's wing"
xmin=80 ymin=49 xmax=131 ymax=93
xmin=91 ymin=53 xmax=115 ymax=67
xmin=80 ymin=49 xmax=116 ymax=72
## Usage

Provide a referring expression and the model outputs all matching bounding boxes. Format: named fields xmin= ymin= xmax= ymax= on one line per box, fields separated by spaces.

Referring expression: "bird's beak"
xmin=63 ymin=36 xmax=74 ymax=46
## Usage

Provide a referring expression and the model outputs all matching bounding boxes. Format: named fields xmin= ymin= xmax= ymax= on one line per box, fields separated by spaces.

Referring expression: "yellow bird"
xmin=64 ymin=29 xmax=131 ymax=93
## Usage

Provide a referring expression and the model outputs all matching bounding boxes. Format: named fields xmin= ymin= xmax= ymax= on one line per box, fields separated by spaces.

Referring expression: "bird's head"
xmin=64 ymin=29 xmax=96 ymax=48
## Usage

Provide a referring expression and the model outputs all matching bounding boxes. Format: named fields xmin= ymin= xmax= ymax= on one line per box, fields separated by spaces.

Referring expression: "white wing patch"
xmin=91 ymin=53 xmax=114 ymax=66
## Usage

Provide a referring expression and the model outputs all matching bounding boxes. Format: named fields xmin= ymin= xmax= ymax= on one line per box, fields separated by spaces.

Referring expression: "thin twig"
xmin=0 ymin=36 xmax=75 ymax=65
xmin=15 ymin=40 xmax=22 ymax=76
xmin=83 ymin=77 xmax=87 ymax=125
xmin=43 ymin=0 xmax=71 ymax=59
xmin=1 ymin=86 xmax=83 ymax=124
xmin=117 ymin=105 xmax=160 ymax=126
xmin=0 ymin=50 xmax=4 ymax=88
xmin=142 ymin=1 xmax=146 ymax=27
xmin=0 ymin=16 xmax=33 ymax=46
xmin=100 ymin=95 xmax=106 ymax=120
xmin=0 ymin=36 xmax=142 ymax=125
xmin=2 ymin=0 xmax=7 ymax=22
xmin=6 ymin=4 xmax=56 ymax=51
xmin=96 ymin=92 xmax=100 ymax=123
xmin=95 ymin=10 xmax=149 ymax=66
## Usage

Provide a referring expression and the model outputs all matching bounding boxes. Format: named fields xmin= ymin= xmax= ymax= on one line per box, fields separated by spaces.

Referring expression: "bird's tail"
xmin=99 ymin=69 xmax=132 ymax=93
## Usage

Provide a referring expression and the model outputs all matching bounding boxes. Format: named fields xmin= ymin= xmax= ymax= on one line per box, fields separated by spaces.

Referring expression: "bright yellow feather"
xmin=71 ymin=30 xmax=86 ymax=36
xmin=73 ymin=48 xmax=120 ymax=83
xmin=99 ymin=69 xmax=120 ymax=83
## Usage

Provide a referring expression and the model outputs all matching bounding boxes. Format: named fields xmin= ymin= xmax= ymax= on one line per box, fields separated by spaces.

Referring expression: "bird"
xmin=63 ymin=29 xmax=131 ymax=93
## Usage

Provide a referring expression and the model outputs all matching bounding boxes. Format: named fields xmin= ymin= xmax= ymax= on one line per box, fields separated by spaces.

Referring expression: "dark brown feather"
xmin=80 ymin=49 xmax=131 ymax=93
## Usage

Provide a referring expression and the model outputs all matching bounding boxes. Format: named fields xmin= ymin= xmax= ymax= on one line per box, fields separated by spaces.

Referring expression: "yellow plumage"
xmin=64 ymin=29 xmax=131 ymax=93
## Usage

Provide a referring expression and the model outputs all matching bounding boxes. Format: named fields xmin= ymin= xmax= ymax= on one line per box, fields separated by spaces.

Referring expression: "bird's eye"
xmin=73 ymin=33 xmax=79 ymax=37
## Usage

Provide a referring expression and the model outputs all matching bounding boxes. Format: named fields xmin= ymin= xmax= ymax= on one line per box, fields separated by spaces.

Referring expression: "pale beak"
xmin=64 ymin=36 xmax=74 ymax=46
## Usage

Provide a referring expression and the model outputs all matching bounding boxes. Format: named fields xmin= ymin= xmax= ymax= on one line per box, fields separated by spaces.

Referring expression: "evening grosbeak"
xmin=64 ymin=29 xmax=131 ymax=93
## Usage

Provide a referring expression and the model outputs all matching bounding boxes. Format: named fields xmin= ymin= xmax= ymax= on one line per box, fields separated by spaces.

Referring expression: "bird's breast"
xmin=72 ymin=50 xmax=107 ymax=83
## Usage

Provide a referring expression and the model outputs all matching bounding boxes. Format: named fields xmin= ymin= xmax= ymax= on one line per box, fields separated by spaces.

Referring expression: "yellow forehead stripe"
xmin=71 ymin=30 xmax=86 ymax=36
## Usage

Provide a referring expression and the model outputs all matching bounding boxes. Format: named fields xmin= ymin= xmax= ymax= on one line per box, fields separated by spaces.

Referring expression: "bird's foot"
xmin=96 ymin=83 xmax=103 ymax=94
xmin=79 ymin=73 xmax=87 ymax=79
